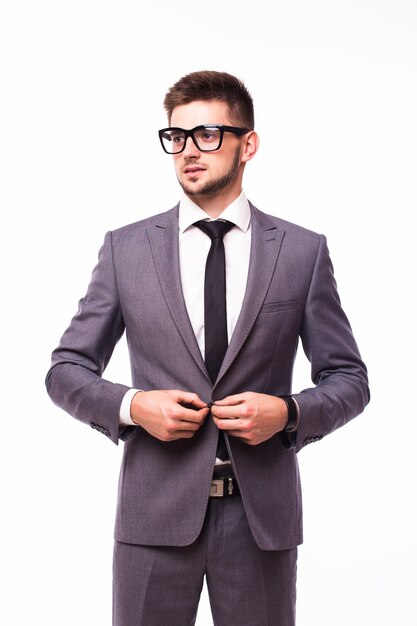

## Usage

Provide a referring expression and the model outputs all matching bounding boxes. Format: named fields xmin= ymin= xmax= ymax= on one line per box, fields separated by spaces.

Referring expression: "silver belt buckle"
xmin=210 ymin=479 xmax=224 ymax=497
xmin=210 ymin=477 xmax=234 ymax=497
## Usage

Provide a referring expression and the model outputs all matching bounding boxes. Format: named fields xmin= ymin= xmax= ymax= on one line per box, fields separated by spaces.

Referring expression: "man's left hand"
xmin=211 ymin=392 xmax=289 ymax=445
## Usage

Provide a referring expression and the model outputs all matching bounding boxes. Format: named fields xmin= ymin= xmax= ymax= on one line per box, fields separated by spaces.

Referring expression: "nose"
xmin=182 ymin=135 xmax=200 ymax=158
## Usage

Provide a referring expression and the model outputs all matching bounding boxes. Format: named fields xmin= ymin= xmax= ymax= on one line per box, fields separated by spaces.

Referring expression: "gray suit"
xmin=46 ymin=202 xmax=369 ymax=622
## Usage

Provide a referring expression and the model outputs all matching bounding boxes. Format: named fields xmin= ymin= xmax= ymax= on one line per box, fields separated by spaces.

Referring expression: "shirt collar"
xmin=178 ymin=190 xmax=251 ymax=234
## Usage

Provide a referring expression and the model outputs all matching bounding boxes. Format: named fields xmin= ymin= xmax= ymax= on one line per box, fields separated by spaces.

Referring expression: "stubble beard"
xmin=178 ymin=147 xmax=241 ymax=198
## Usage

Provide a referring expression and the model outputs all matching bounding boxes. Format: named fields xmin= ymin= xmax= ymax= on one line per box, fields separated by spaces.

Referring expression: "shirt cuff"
xmin=119 ymin=388 xmax=141 ymax=426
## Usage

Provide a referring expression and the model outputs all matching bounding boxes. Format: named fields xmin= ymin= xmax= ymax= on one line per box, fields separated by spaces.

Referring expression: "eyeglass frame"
xmin=158 ymin=124 xmax=250 ymax=154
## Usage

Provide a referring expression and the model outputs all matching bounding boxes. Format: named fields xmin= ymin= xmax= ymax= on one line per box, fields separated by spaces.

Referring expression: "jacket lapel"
xmin=216 ymin=204 xmax=285 ymax=383
xmin=146 ymin=206 xmax=208 ymax=379
xmin=146 ymin=203 xmax=285 ymax=386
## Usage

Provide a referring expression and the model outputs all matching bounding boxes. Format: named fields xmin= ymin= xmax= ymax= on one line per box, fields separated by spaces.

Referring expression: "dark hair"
xmin=163 ymin=70 xmax=255 ymax=130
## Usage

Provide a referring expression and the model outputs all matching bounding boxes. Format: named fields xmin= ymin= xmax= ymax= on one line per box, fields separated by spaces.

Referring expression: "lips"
xmin=184 ymin=166 xmax=205 ymax=174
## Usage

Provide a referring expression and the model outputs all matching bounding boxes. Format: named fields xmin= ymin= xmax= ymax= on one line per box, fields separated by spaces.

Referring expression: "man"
xmin=46 ymin=71 xmax=370 ymax=626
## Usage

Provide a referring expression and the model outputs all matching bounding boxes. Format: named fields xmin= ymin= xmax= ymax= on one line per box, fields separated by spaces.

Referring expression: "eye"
xmin=196 ymin=128 xmax=221 ymax=144
xmin=171 ymin=133 xmax=185 ymax=145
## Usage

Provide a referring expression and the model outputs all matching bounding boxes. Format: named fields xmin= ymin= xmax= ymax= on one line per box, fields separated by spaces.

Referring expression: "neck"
xmin=186 ymin=187 xmax=242 ymax=219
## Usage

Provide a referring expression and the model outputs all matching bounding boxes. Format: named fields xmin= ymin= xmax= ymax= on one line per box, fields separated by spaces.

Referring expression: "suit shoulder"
xmin=250 ymin=203 xmax=324 ymax=242
xmin=109 ymin=205 xmax=179 ymax=242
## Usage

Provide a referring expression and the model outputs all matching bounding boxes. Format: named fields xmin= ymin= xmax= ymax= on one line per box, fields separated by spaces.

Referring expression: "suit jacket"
xmin=46 ymin=203 xmax=369 ymax=550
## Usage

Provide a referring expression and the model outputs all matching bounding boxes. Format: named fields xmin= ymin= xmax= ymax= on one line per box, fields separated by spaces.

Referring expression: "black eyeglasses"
xmin=158 ymin=124 xmax=249 ymax=154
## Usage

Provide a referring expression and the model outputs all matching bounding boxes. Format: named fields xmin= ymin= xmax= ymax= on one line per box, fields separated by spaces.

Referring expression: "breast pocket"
xmin=260 ymin=300 xmax=300 ymax=314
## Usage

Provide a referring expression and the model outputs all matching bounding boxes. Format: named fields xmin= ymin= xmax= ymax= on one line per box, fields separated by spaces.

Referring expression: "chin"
xmin=179 ymin=181 xmax=206 ymax=197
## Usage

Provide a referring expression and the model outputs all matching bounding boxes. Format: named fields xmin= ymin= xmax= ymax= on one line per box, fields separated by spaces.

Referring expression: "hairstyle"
xmin=163 ymin=70 xmax=255 ymax=130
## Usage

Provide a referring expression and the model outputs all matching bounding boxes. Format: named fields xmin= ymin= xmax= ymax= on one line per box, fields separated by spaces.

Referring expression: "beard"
xmin=178 ymin=147 xmax=241 ymax=198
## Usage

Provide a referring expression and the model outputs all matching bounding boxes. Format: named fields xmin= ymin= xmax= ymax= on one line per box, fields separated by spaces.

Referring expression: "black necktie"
xmin=194 ymin=219 xmax=234 ymax=460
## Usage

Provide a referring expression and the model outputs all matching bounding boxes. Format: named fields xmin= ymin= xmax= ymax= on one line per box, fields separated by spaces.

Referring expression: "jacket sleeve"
xmin=45 ymin=231 xmax=131 ymax=444
xmin=288 ymin=234 xmax=370 ymax=453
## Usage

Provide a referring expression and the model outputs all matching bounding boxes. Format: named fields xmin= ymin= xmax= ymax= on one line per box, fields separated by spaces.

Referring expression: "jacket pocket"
xmin=260 ymin=300 xmax=300 ymax=314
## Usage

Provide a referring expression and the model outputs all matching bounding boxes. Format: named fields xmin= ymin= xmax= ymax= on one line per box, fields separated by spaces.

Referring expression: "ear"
xmin=241 ymin=131 xmax=260 ymax=163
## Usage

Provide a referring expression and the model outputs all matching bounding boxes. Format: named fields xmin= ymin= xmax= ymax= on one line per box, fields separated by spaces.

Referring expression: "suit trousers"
xmin=113 ymin=495 xmax=297 ymax=626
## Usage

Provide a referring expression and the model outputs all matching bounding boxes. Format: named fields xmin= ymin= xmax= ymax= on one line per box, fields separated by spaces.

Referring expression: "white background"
xmin=1 ymin=1 xmax=416 ymax=624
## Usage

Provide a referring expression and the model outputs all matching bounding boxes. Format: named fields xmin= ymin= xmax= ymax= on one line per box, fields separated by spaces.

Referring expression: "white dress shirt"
xmin=120 ymin=190 xmax=252 ymax=425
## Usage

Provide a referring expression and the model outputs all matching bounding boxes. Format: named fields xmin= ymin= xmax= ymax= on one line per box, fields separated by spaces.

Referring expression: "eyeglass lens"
xmin=161 ymin=126 xmax=222 ymax=154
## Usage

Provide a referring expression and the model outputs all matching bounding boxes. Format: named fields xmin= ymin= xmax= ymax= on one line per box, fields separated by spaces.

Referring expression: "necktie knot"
xmin=194 ymin=220 xmax=234 ymax=240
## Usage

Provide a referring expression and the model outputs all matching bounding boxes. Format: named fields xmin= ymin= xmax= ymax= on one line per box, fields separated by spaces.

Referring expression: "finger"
xmin=222 ymin=429 xmax=252 ymax=441
xmin=213 ymin=394 xmax=247 ymax=407
xmin=165 ymin=430 xmax=197 ymax=440
xmin=219 ymin=427 xmax=259 ymax=445
xmin=213 ymin=416 xmax=246 ymax=430
xmin=225 ymin=429 xmax=245 ymax=437
xmin=175 ymin=419 xmax=204 ymax=431
xmin=172 ymin=390 xmax=208 ymax=409
xmin=211 ymin=403 xmax=248 ymax=419
xmin=174 ymin=406 xmax=209 ymax=423
xmin=164 ymin=414 xmax=207 ymax=437
xmin=177 ymin=431 xmax=197 ymax=439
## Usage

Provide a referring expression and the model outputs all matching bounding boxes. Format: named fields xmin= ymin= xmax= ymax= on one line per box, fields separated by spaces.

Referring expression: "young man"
xmin=46 ymin=71 xmax=369 ymax=626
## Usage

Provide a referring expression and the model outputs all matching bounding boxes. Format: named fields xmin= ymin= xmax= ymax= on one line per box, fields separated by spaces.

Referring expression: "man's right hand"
xmin=130 ymin=390 xmax=209 ymax=441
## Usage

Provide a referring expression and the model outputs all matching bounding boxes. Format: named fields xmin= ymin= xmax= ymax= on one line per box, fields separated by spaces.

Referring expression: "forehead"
xmin=170 ymin=100 xmax=232 ymax=129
